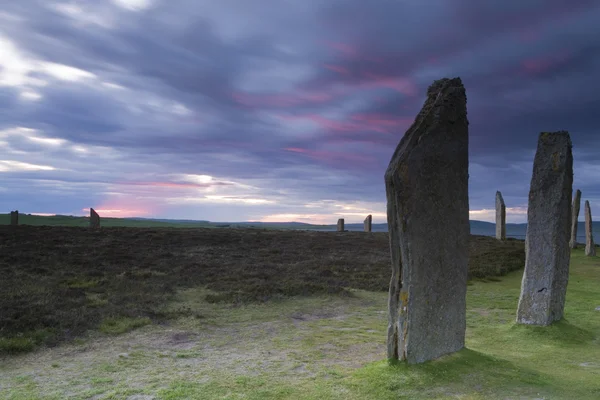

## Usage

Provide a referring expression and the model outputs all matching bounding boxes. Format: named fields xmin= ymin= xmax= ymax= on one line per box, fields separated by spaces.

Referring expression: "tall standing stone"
xmin=385 ymin=77 xmax=469 ymax=364
xmin=516 ymin=131 xmax=573 ymax=326
xmin=10 ymin=210 xmax=18 ymax=226
xmin=337 ymin=218 xmax=344 ymax=232
xmin=495 ymin=191 xmax=506 ymax=240
xmin=364 ymin=214 xmax=372 ymax=232
xmin=585 ymin=200 xmax=595 ymax=256
xmin=569 ymin=189 xmax=582 ymax=248
xmin=90 ymin=208 xmax=101 ymax=229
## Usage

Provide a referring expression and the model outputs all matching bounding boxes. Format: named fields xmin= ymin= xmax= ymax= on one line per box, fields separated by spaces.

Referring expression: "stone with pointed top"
xmin=516 ymin=131 xmax=573 ymax=326
xmin=495 ymin=191 xmax=506 ymax=240
xmin=336 ymin=218 xmax=344 ymax=232
xmin=385 ymin=77 xmax=469 ymax=364
xmin=585 ymin=200 xmax=595 ymax=256
xmin=364 ymin=214 xmax=372 ymax=232
xmin=570 ymin=189 xmax=582 ymax=248
xmin=10 ymin=210 xmax=18 ymax=226
xmin=90 ymin=208 xmax=101 ymax=228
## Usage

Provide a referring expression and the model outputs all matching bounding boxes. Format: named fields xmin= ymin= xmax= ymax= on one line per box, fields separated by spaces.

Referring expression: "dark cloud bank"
xmin=0 ymin=0 xmax=599 ymax=223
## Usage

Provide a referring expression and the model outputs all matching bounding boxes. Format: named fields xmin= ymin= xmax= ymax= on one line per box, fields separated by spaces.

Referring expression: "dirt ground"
xmin=0 ymin=226 xmax=524 ymax=353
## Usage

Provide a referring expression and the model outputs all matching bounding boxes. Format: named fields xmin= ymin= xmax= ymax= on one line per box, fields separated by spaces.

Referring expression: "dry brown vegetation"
xmin=0 ymin=226 xmax=524 ymax=353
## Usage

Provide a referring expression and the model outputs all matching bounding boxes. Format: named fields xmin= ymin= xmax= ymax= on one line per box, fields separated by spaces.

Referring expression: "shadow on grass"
xmin=508 ymin=319 xmax=595 ymax=345
xmin=349 ymin=348 xmax=557 ymax=399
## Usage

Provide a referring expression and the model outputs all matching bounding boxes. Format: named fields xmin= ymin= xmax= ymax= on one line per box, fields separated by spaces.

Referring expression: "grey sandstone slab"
xmin=495 ymin=191 xmax=506 ymax=240
xmin=337 ymin=218 xmax=344 ymax=232
xmin=570 ymin=189 xmax=581 ymax=248
xmin=90 ymin=208 xmax=101 ymax=228
xmin=364 ymin=214 xmax=372 ymax=232
xmin=585 ymin=200 xmax=595 ymax=256
xmin=516 ymin=131 xmax=573 ymax=326
xmin=385 ymin=77 xmax=470 ymax=364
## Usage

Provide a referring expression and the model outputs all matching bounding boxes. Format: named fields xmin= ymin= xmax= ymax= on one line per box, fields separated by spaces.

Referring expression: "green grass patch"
xmin=98 ymin=316 xmax=151 ymax=335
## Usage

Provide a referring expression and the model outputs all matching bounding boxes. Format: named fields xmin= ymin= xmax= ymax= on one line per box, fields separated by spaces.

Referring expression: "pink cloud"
xmin=323 ymin=64 xmax=350 ymax=75
xmin=323 ymin=41 xmax=359 ymax=57
xmin=279 ymin=113 xmax=413 ymax=135
xmin=284 ymin=147 xmax=375 ymax=165
xmin=122 ymin=181 xmax=231 ymax=189
xmin=361 ymin=73 xmax=418 ymax=96
xmin=232 ymin=91 xmax=334 ymax=108
xmin=521 ymin=50 xmax=571 ymax=74
xmin=517 ymin=29 xmax=540 ymax=43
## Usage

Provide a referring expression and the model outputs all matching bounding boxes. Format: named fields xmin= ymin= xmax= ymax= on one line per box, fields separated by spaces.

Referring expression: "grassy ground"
xmin=0 ymin=248 xmax=598 ymax=399
xmin=0 ymin=226 xmax=524 ymax=354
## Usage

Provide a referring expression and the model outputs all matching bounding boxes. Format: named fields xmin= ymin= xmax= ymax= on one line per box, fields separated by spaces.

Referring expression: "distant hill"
xmin=0 ymin=214 xmax=596 ymax=243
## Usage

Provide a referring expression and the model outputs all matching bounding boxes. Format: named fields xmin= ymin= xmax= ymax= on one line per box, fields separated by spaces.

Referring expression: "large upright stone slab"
xmin=495 ymin=191 xmax=506 ymax=240
xmin=385 ymin=77 xmax=470 ymax=364
xmin=364 ymin=214 xmax=372 ymax=232
xmin=516 ymin=131 xmax=573 ymax=326
xmin=10 ymin=210 xmax=18 ymax=226
xmin=336 ymin=218 xmax=344 ymax=232
xmin=585 ymin=200 xmax=595 ymax=257
xmin=90 ymin=208 xmax=101 ymax=228
xmin=570 ymin=189 xmax=582 ymax=248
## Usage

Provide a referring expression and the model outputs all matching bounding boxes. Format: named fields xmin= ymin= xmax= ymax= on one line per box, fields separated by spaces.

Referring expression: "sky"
xmin=1 ymin=0 xmax=599 ymax=224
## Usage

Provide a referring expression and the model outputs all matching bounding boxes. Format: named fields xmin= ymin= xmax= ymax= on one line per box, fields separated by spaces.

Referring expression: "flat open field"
xmin=0 ymin=226 xmax=524 ymax=353
xmin=2 ymin=226 xmax=598 ymax=399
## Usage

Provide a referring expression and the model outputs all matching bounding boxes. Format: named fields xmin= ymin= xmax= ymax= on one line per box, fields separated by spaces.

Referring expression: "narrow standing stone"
xmin=570 ymin=189 xmax=582 ymax=248
xmin=337 ymin=218 xmax=344 ymax=232
xmin=585 ymin=200 xmax=595 ymax=256
xmin=385 ymin=77 xmax=470 ymax=364
xmin=364 ymin=214 xmax=372 ymax=232
xmin=516 ymin=131 xmax=573 ymax=326
xmin=90 ymin=208 xmax=101 ymax=228
xmin=495 ymin=191 xmax=506 ymax=240
xmin=10 ymin=210 xmax=18 ymax=226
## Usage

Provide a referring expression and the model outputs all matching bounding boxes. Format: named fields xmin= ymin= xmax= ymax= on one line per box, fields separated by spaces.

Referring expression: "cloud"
xmin=0 ymin=0 xmax=599 ymax=223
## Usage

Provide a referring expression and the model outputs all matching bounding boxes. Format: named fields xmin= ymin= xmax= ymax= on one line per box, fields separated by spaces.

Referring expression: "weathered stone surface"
xmin=10 ymin=210 xmax=18 ymax=226
xmin=90 ymin=208 xmax=101 ymax=228
xmin=336 ymin=218 xmax=344 ymax=232
xmin=495 ymin=191 xmax=506 ymax=240
xmin=385 ymin=77 xmax=470 ymax=364
xmin=585 ymin=200 xmax=595 ymax=257
xmin=364 ymin=214 xmax=372 ymax=232
xmin=570 ymin=189 xmax=582 ymax=248
xmin=516 ymin=131 xmax=573 ymax=326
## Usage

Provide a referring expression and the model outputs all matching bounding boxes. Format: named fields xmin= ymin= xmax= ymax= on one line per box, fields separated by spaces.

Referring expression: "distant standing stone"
xmin=337 ymin=218 xmax=344 ymax=232
xmin=495 ymin=191 xmax=506 ymax=240
xmin=364 ymin=214 xmax=372 ymax=232
xmin=10 ymin=210 xmax=18 ymax=226
xmin=90 ymin=208 xmax=101 ymax=228
xmin=570 ymin=189 xmax=582 ymax=249
xmin=385 ymin=77 xmax=470 ymax=364
xmin=585 ymin=200 xmax=595 ymax=256
xmin=516 ymin=131 xmax=573 ymax=326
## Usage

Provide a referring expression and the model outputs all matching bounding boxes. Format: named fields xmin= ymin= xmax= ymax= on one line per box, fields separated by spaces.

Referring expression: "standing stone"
xmin=585 ymin=200 xmax=595 ymax=256
xmin=385 ymin=77 xmax=469 ymax=364
xmin=569 ymin=189 xmax=582 ymax=248
xmin=90 ymin=208 xmax=101 ymax=228
xmin=516 ymin=131 xmax=573 ymax=326
xmin=364 ymin=214 xmax=372 ymax=232
xmin=495 ymin=191 xmax=506 ymax=240
xmin=10 ymin=210 xmax=18 ymax=226
xmin=337 ymin=218 xmax=344 ymax=232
